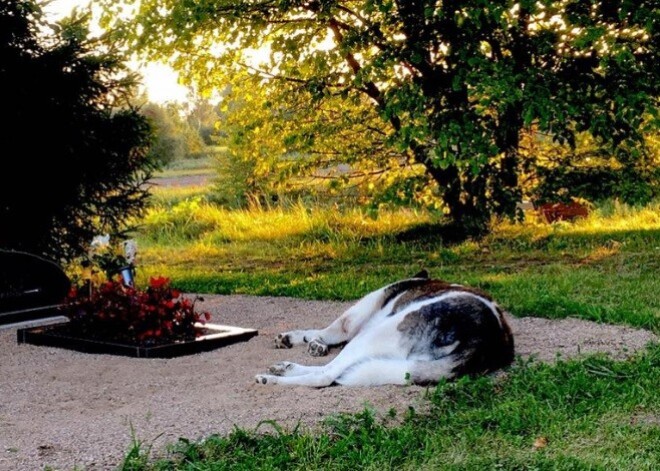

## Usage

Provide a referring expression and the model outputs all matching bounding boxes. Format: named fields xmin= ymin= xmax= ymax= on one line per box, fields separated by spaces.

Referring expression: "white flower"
xmin=123 ymin=239 xmax=138 ymax=264
xmin=91 ymin=234 xmax=110 ymax=249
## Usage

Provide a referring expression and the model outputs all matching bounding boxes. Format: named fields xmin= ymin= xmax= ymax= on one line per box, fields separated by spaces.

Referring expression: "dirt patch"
xmin=0 ymin=294 xmax=656 ymax=471
xmin=150 ymin=173 xmax=213 ymax=188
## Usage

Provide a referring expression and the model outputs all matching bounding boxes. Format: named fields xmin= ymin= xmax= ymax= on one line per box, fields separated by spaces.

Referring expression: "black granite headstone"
xmin=0 ymin=250 xmax=71 ymax=325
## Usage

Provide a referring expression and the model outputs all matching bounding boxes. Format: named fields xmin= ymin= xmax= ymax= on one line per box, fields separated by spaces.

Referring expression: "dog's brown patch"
xmin=390 ymin=280 xmax=495 ymax=313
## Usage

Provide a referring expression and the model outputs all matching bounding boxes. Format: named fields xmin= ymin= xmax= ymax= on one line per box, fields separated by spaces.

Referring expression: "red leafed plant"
xmin=62 ymin=276 xmax=211 ymax=345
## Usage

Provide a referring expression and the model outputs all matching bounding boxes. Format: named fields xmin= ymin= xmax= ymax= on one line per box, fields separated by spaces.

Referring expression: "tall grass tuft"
xmin=140 ymin=197 xmax=431 ymax=246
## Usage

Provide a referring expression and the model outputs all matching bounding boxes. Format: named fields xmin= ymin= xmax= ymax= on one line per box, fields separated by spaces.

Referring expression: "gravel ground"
xmin=0 ymin=294 xmax=657 ymax=471
xmin=149 ymin=174 xmax=213 ymax=188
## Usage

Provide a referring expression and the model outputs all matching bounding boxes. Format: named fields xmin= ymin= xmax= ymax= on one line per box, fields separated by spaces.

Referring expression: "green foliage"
xmin=211 ymin=144 xmax=268 ymax=208
xmin=186 ymin=98 xmax=219 ymax=146
xmin=141 ymin=102 xmax=207 ymax=165
xmin=523 ymin=130 xmax=660 ymax=206
xmin=211 ymin=79 xmax=434 ymax=210
xmin=0 ymin=0 xmax=156 ymax=263
xmin=102 ymin=0 xmax=658 ymax=235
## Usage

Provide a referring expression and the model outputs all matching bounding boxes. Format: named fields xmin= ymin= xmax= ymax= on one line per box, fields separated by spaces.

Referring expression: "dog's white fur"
xmin=255 ymin=273 xmax=514 ymax=387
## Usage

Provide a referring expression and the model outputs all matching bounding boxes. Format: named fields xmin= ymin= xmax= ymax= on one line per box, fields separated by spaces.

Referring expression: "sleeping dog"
xmin=255 ymin=270 xmax=514 ymax=387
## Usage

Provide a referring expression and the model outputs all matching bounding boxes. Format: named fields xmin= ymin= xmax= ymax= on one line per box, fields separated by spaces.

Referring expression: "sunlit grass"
xmin=140 ymin=198 xmax=432 ymax=244
xmin=132 ymin=196 xmax=660 ymax=332
xmin=146 ymin=185 xmax=212 ymax=207
xmin=491 ymin=200 xmax=660 ymax=245
xmin=154 ymin=167 xmax=215 ymax=178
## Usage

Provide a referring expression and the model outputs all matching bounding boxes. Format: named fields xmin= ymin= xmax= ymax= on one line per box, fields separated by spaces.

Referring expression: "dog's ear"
xmin=413 ymin=269 xmax=429 ymax=279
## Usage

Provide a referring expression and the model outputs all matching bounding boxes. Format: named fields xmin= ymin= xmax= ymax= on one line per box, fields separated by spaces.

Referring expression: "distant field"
xmin=152 ymin=156 xmax=216 ymax=177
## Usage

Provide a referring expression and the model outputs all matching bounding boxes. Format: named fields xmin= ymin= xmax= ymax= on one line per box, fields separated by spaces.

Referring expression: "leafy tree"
xmin=187 ymin=97 xmax=220 ymax=146
xmin=522 ymin=125 xmax=660 ymax=206
xmin=141 ymin=103 xmax=206 ymax=164
xmin=141 ymin=102 xmax=184 ymax=165
xmin=215 ymin=75 xmax=433 ymax=208
xmin=0 ymin=0 xmax=155 ymax=263
xmin=103 ymin=0 xmax=658 ymax=235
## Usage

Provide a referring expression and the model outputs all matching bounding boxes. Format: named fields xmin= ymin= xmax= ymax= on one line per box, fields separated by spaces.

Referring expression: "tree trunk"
xmin=413 ymin=146 xmax=490 ymax=238
xmin=493 ymin=104 xmax=523 ymax=219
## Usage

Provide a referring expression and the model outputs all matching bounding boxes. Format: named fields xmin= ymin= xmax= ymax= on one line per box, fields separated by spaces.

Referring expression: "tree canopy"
xmin=0 ymin=0 xmax=155 ymax=262
xmin=103 ymin=0 xmax=658 ymax=234
xmin=141 ymin=101 xmax=207 ymax=164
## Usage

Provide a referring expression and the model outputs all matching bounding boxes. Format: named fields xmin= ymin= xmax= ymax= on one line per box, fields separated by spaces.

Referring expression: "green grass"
xmin=153 ymin=156 xmax=217 ymax=179
xmin=147 ymin=186 xmax=213 ymax=207
xmin=133 ymin=197 xmax=660 ymax=332
xmin=122 ymin=346 xmax=660 ymax=470
xmin=118 ymin=195 xmax=660 ymax=470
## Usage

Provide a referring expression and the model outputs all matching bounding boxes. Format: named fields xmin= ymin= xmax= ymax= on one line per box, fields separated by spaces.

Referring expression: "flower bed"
xmin=16 ymin=276 xmax=257 ymax=357
xmin=64 ymin=276 xmax=209 ymax=346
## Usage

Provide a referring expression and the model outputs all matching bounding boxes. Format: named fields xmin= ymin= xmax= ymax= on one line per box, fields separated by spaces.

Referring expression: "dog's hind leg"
xmin=256 ymin=356 xmax=458 ymax=387
xmin=335 ymin=358 xmax=458 ymax=386
xmin=274 ymin=329 xmax=323 ymax=349
xmin=259 ymin=314 xmax=412 ymax=386
xmin=255 ymin=369 xmax=336 ymax=386
xmin=275 ymin=287 xmax=393 ymax=354
xmin=274 ymin=329 xmax=333 ymax=357
xmin=274 ymin=316 xmax=360 ymax=353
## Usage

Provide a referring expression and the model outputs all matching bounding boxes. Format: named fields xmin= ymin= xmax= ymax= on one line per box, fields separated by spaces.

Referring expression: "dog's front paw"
xmin=308 ymin=339 xmax=328 ymax=357
xmin=269 ymin=361 xmax=294 ymax=376
xmin=274 ymin=333 xmax=292 ymax=349
xmin=255 ymin=374 xmax=278 ymax=385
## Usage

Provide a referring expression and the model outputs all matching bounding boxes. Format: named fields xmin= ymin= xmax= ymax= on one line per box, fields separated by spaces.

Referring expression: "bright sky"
xmin=44 ymin=0 xmax=190 ymax=104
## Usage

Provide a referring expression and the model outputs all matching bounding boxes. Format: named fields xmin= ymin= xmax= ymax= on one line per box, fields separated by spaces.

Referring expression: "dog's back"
xmin=386 ymin=279 xmax=514 ymax=379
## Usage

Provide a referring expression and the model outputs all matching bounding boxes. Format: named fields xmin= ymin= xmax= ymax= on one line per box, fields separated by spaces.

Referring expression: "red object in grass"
xmin=149 ymin=276 xmax=170 ymax=289
xmin=539 ymin=202 xmax=589 ymax=223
